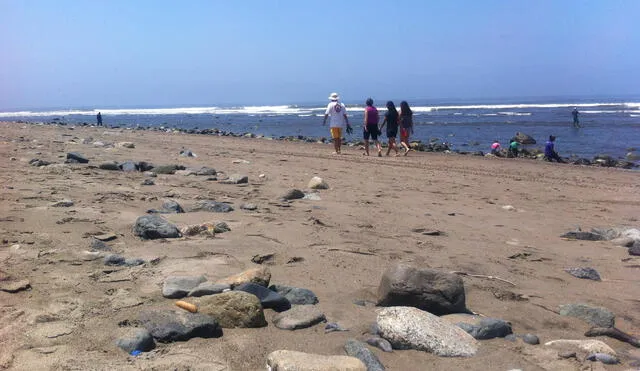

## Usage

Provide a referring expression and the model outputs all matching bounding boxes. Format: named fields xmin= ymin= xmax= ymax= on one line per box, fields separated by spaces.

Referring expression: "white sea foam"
xmin=497 ymin=112 xmax=532 ymax=116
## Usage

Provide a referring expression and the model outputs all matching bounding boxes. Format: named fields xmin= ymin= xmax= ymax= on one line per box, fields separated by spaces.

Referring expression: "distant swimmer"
xmin=571 ymin=107 xmax=580 ymax=128
xmin=322 ymin=92 xmax=351 ymax=155
xmin=544 ymin=135 xmax=565 ymax=163
xmin=97 ymin=112 xmax=103 ymax=126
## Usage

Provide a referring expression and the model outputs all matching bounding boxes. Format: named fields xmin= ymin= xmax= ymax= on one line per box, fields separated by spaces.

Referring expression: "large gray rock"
xmin=269 ymin=284 xmax=319 ymax=305
xmin=559 ymin=303 xmax=615 ymax=328
xmin=194 ymin=291 xmax=267 ymax=328
xmin=138 ymin=310 xmax=222 ymax=343
xmin=515 ymin=132 xmax=536 ymax=145
xmin=266 ymin=350 xmax=366 ymax=371
xmin=564 ymin=267 xmax=601 ymax=281
xmin=188 ymin=282 xmax=230 ymax=297
xmin=441 ymin=313 xmax=512 ymax=340
xmin=115 ymin=328 xmax=155 ymax=353
xmin=189 ymin=200 xmax=234 ymax=213
xmin=272 ymin=305 xmax=326 ymax=330
xmin=344 ymin=339 xmax=385 ymax=371
xmin=133 ymin=215 xmax=181 ymax=239
xmin=376 ymin=306 xmax=478 ymax=357
xmin=161 ymin=199 xmax=184 ymax=213
xmin=162 ymin=275 xmax=207 ymax=299
xmin=154 ymin=164 xmax=184 ymax=174
xmin=376 ymin=264 xmax=468 ymax=315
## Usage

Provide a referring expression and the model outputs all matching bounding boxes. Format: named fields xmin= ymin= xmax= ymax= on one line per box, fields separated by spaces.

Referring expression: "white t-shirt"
xmin=325 ymin=101 xmax=348 ymax=128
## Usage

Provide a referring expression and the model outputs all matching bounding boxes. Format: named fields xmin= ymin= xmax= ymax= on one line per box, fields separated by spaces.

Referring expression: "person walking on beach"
xmin=398 ymin=101 xmax=414 ymax=156
xmin=96 ymin=112 xmax=103 ymax=126
xmin=322 ymin=93 xmax=351 ymax=155
xmin=544 ymin=135 xmax=564 ymax=163
xmin=362 ymin=98 xmax=382 ymax=156
xmin=571 ymin=107 xmax=580 ymax=128
xmin=379 ymin=101 xmax=399 ymax=156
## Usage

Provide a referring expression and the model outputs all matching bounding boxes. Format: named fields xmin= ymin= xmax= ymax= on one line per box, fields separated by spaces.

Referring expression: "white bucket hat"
xmin=328 ymin=92 xmax=339 ymax=101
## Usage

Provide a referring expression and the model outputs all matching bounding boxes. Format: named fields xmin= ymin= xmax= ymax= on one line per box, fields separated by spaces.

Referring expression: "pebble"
xmin=586 ymin=352 xmax=619 ymax=364
xmin=240 ymin=203 xmax=258 ymax=211
xmin=365 ymin=335 xmax=393 ymax=353
xmin=194 ymin=291 xmax=267 ymax=328
xmin=344 ymin=339 xmax=385 ymax=371
xmin=308 ymin=176 xmax=329 ymax=190
xmin=51 ymin=199 xmax=74 ymax=207
xmin=522 ymin=333 xmax=540 ymax=345
xmin=272 ymin=305 xmax=326 ymax=330
xmin=564 ymin=267 xmax=601 ymax=281
xmin=281 ymin=189 xmax=305 ymax=200
xmin=324 ymin=322 xmax=348 ymax=333
xmin=266 ymin=350 xmax=366 ymax=371
xmin=141 ymin=179 xmax=155 ymax=186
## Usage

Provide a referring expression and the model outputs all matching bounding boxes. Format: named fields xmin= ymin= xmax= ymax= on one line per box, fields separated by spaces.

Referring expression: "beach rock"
xmin=180 ymin=223 xmax=216 ymax=237
xmin=103 ymin=254 xmax=125 ymax=266
xmin=90 ymin=238 xmax=111 ymax=251
xmin=240 ymin=203 xmax=258 ymax=211
xmin=137 ymin=309 xmax=222 ymax=342
xmin=220 ymin=174 xmax=248 ymax=184
xmin=586 ymin=353 xmax=619 ymax=364
xmin=544 ymin=339 xmax=616 ymax=357
xmin=269 ymin=284 xmax=319 ymax=305
xmin=629 ymin=243 xmax=640 ymax=256
xmin=441 ymin=313 xmax=513 ymax=340
xmin=272 ymin=305 xmax=326 ymax=330
xmin=179 ymin=149 xmax=196 ymax=157
xmin=559 ymin=303 xmax=615 ymax=328
xmin=115 ymin=328 xmax=155 ymax=353
xmin=66 ymin=152 xmax=89 ymax=163
xmin=627 ymin=151 xmax=640 ymax=161
xmin=522 ymin=334 xmax=540 ymax=345
xmin=281 ymin=189 xmax=305 ymax=200
xmin=117 ymin=142 xmax=135 ymax=148
xmin=233 ymin=282 xmax=291 ymax=312
xmin=51 ymin=199 xmax=74 ymax=207
xmin=560 ymin=230 xmax=603 ymax=241
xmin=194 ymin=291 xmax=267 ymax=328
xmin=266 ymin=350 xmax=366 ymax=371
xmin=593 ymin=155 xmax=616 ymax=167
xmin=161 ymin=199 xmax=184 ymax=213
xmin=99 ymin=161 xmax=120 ymax=171
xmin=214 ymin=222 xmax=231 ymax=233
xmin=119 ymin=161 xmax=138 ymax=172
xmin=308 ymin=176 xmax=329 ymax=190
xmin=175 ymin=169 xmax=197 ymax=176
xmin=189 ymin=200 xmax=234 ymax=213
xmin=133 ymin=215 xmax=181 ymax=239
xmin=325 ymin=322 xmax=348 ymax=333
xmin=217 ymin=266 xmax=271 ymax=288
xmin=162 ymin=275 xmax=207 ymax=299
xmin=0 ymin=279 xmax=31 ymax=293
xmin=515 ymin=132 xmax=536 ymax=144
xmin=195 ymin=167 xmax=216 ymax=176
xmin=154 ymin=164 xmax=184 ymax=174
xmin=344 ymin=339 xmax=385 ymax=371
xmin=376 ymin=306 xmax=478 ymax=356
xmin=365 ymin=335 xmax=393 ymax=353
xmin=124 ymin=258 xmax=145 ymax=266
xmin=188 ymin=282 xmax=230 ymax=297
xmin=138 ymin=161 xmax=154 ymax=172
xmin=141 ymin=179 xmax=155 ymax=186
xmin=615 ymin=160 xmax=635 ymax=169
xmin=564 ymin=267 xmax=601 ymax=281
xmin=29 ymin=158 xmax=51 ymax=167
xmin=376 ymin=263 xmax=467 ymax=315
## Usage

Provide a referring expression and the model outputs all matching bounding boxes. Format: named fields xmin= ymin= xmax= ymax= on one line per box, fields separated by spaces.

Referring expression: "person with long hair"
xmin=398 ymin=101 xmax=414 ymax=156
xmin=379 ymin=101 xmax=399 ymax=156
xmin=362 ymin=98 xmax=381 ymax=156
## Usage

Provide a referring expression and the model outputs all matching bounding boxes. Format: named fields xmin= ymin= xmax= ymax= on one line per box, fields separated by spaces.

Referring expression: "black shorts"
xmin=386 ymin=129 xmax=397 ymax=138
xmin=363 ymin=124 xmax=379 ymax=140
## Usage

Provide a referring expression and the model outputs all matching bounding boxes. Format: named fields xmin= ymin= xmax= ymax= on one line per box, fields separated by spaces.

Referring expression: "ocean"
xmin=1 ymin=97 xmax=639 ymax=161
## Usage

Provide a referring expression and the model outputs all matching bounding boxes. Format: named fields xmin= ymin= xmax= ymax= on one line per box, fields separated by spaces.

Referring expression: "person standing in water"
xmin=379 ymin=101 xmax=399 ymax=156
xmin=572 ymin=107 xmax=580 ymax=128
xmin=96 ymin=112 xmax=103 ymax=126
xmin=398 ymin=101 xmax=414 ymax=156
xmin=322 ymin=93 xmax=351 ymax=155
xmin=362 ymin=98 xmax=382 ymax=156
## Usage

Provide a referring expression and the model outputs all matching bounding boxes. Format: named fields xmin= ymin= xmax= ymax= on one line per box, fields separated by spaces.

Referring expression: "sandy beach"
xmin=1 ymin=121 xmax=639 ymax=370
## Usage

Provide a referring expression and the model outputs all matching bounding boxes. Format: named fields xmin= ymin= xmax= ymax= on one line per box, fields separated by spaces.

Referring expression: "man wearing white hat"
xmin=322 ymin=92 xmax=351 ymax=154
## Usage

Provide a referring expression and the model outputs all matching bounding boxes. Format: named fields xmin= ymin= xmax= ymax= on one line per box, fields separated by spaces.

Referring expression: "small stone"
xmin=90 ymin=238 xmax=111 ymax=251
xmin=233 ymin=282 xmax=291 ymax=312
xmin=441 ymin=314 xmax=513 ymax=340
xmin=133 ymin=215 xmax=181 ymax=239
xmin=103 ymin=254 xmax=125 ymax=266
xmin=266 ymin=350 xmax=366 ymax=371
xmin=344 ymin=339 xmax=385 ymax=371
xmin=99 ymin=161 xmax=120 ymax=171
xmin=188 ymin=282 xmax=230 ymax=297
xmin=217 ymin=266 xmax=271 ymax=288
xmin=281 ymin=189 xmax=305 ymax=200
xmin=51 ymin=199 xmax=74 ymax=207
xmin=365 ymin=335 xmax=393 ymax=352
xmin=629 ymin=244 xmax=640 ymax=256
xmin=93 ymin=233 xmax=117 ymax=241
xmin=308 ymin=176 xmax=329 ymax=190
xmin=189 ymin=200 xmax=234 ymax=213
xmin=214 ymin=222 xmax=230 ymax=233
xmin=0 ymin=279 xmax=31 ymax=293
xmin=115 ymin=328 xmax=155 ymax=353
xmin=558 ymin=351 xmax=576 ymax=359
xmin=544 ymin=339 xmax=616 ymax=357
xmin=179 ymin=149 xmax=196 ymax=157
xmin=141 ymin=179 xmax=155 ymax=186
xmin=502 ymin=205 xmax=516 ymax=211
xmin=559 ymin=303 xmax=615 ymax=328
xmin=272 ymin=305 xmax=326 ymax=330
xmin=119 ymin=161 xmax=138 ymax=172
xmin=240 ymin=203 xmax=258 ymax=211
xmin=162 ymin=275 xmax=207 ymax=299
xmin=522 ymin=333 xmax=540 ymax=345
xmin=586 ymin=353 xmax=619 ymax=364
xmin=564 ymin=267 xmax=601 ymax=281
xmin=161 ymin=199 xmax=184 ymax=214
xmin=153 ymin=164 xmax=182 ymax=174
xmin=269 ymin=284 xmax=319 ymax=305
xmin=66 ymin=152 xmax=89 ymax=163
xmin=220 ymin=174 xmax=248 ymax=184
xmin=560 ymin=231 xmax=603 ymax=241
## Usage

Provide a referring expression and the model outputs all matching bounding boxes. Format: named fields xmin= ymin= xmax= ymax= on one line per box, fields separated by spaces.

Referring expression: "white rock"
xmin=266 ymin=350 xmax=366 ymax=371
xmin=116 ymin=142 xmax=135 ymax=148
xmin=376 ymin=306 xmax=478 ymax=357
xmin=544 ymin=339 xmax=616 ymax=356
xmin=502 ymin=205 xmax=516 ymax=211
xmin=308 ymin=176 xmax=329 ymax=190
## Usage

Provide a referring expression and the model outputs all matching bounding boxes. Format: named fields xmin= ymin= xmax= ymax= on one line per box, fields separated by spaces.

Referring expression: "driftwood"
xmin=585 ymin=327 xmax=640 ymax=348
xmin=449 ymin=271 xmax=516 ymax=286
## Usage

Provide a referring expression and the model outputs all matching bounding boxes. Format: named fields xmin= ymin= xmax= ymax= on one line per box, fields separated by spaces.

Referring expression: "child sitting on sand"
xmin=491 ymin=141 xmax=501 ymax=156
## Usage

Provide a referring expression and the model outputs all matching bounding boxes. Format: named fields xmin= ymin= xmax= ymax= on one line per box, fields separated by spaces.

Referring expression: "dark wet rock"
xmin=586 ymin=353 xmax=619 ymax=364
xmin=30 ymin=158 xmax=52 ymax=167
xmin=138 ymin=161 xmax=154 ymax=172
xmin=141 ymin=179 xmax=155 ymax=186
xmin=269 ymin=285 xmax=319 ymax=305
xmin=189 ymin=200 xmax=234 ymax=213
xmin=133 ymin=215 xmax=181 ymax=239
xmin=593 ymin=155 xmax=616 ymax=167
xmin=154 ymin=164 xmax=185 ymax=174
xmin=522 ymin=334 xmax=540 ymax=345
xmin=365 ymin=335 xmax=393 ymax=352
xmin=104 ymin=254 xmax=125 ymax=266
xmin=188 ymin=282 xmax=230 ymax=297
xmin=376 ymin=263 xmax=467 ymax=315
xmin=559 ymin=303 xmax=615 ymax=328
xmin=99 ymin=161 xmax=120 ymax=171
xmin=515 ymin=133 xmax=536 ymax=145
xmin=564 ymin=267 xmax=601 ymax=281
xmin=344 ymin=339 xmax=386 ymax=371
xmin=615 ymin=160 xmax=636 ymax=169
xmin=281 ymin=189 xmax=305 ymax=200
xmin=441 ymin=314 xmax=513 ymax=340
xmin=137 ymin=309 xmax=222 ymax=343
xmin=272 ymin=305 xmax=326 ymax=330
xmin=220 ymin=174 xmax=248 ymax=184
xmin=66 ymin=152 xmax=89 ymax=163
xmin=629 ymin=243 xmax=640 ymax=256
xmin=214 ymin=222 xmax=231 ymax=233
xmin=571 ymin=158 xmax=592 ymax=166
xmin=234 ymin=282 xmax=291 ymax=312
xmin=162 ymin=275 xmax=207 ymax=299
xmin=560 ymin=230 xmax=603 ymax=241
xmin=161 ymin=199 xmax=184 ymax=213
xmin=119 ymin=161 xmax=138 ymax=172
xmin=115 ymin=328 xmax=155 ymax=353
xmin=194 ymin=291 xmax=267 ymax=328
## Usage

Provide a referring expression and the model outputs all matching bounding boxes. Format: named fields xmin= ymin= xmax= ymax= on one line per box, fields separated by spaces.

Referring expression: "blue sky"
xmin=1 ymin=0 xmax=638 ymax=109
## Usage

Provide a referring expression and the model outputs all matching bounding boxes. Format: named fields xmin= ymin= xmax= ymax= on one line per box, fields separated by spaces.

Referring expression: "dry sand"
xmin=0 ymin=122 xmax=639 ymax=370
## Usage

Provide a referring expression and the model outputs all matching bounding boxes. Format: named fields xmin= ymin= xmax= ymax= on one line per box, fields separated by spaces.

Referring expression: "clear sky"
xmin=1 ymin=0 xmax=638 ymax=109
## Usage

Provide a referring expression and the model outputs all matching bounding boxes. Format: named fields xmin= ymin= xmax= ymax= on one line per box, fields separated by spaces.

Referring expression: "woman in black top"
xmin=379 ymin=101 xmax=399 ymax=156
xmin=399 ymin=101 xmax=414 ymax=156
